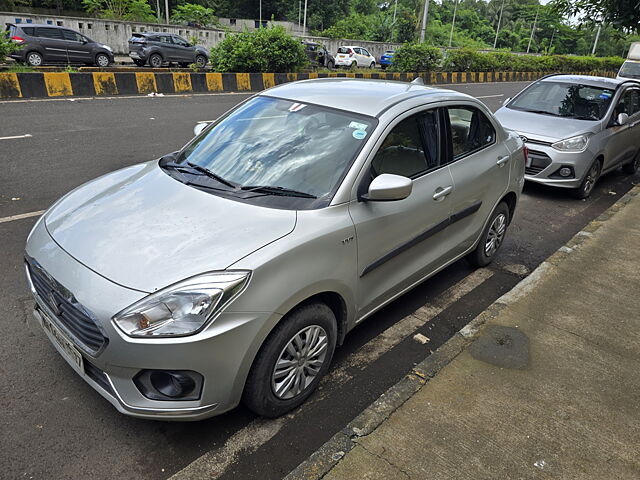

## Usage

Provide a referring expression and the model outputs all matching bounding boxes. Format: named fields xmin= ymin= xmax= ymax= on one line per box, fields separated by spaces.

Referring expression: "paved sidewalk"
xmin=290 ymin=187 xmax=640 ymax=479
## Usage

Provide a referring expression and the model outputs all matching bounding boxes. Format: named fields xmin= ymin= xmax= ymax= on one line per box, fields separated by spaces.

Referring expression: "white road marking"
xmin=0 ymin=210 xmax=45 ymax=224
xmin=0 ymin=134 xmax=32 ymax=140
xmin=170 ymin=268 xmax=493 ymax=479
xmin=475 ymin=94 xmax=505 ymax=99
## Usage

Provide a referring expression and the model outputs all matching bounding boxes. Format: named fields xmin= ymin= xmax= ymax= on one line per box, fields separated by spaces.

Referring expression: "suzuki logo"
xmin=47 ymin=291 xmax=61 ymax=316
xmin=520 ymin=135 xmax=528 ymax=143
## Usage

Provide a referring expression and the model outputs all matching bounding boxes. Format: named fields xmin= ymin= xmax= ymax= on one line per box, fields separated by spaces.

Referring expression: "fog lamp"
xmin=559 ymin=167 xmax=572 ymax=177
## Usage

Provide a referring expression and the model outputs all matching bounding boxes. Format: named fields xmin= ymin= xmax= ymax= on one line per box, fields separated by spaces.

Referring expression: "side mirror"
xmin=193 ymin=122 xmax=209 ymax=136
xmin=617 ymin=112 xmax=629 ymax=126
xmin=502 ymin=97 xmax=511 ymax=106
xmin=363 ymin=174 xmax=412 ymax=202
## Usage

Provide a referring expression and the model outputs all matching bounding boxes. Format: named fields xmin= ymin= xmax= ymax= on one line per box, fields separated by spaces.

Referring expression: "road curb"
xmin=284 ymin=182 xmax=640 ymax=480
xmin=0 ymin=69 xmax=614 ymax=99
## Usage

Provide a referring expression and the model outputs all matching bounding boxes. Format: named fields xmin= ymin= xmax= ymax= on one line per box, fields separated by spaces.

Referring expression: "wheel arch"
xmin=499 ymin=191 xmax=518 ymax=225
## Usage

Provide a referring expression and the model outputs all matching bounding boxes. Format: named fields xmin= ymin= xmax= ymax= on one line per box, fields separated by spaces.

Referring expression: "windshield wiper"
xmin=240 ymin=185 xmax=317 ymax=199
xmin=186 ymin=162 xmax=237 ymax=188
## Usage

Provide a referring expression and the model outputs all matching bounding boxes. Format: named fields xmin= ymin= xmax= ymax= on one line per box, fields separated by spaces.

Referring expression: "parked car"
xmin=495 ymin=74 xmax=640 ymax=199
xmin=25 ymin=78 xmax=524 ymax=420
xmin=335 ymin=45 xmax=376 ymax=68
xmin=617 ymin=42 xmax=640 ymax=81
xmin=6 ymin=23 xmax=114 ymax=67
xmin=302 ymin=41 xmax=334 ymax=69
xmin=128 ymin=32 xmax=208 ymax=68
xmin=379 ymin=50 xmax=395 ymax=69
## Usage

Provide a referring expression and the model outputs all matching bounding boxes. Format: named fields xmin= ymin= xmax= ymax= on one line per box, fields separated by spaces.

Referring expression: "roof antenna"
xmin=411 ymin=77 xmax=425 ymax=85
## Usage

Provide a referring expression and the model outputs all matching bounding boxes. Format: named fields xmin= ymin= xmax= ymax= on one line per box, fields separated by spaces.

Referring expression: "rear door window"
xmin=62 ymin=30 xmax=83 ymax=42
xmin=445 ymin=107 xmax=496 ymax=160
xmin=36 ymin=27 xmax=63 ymax=39
xmin=159 ymin=35 xmax=171 ymax=44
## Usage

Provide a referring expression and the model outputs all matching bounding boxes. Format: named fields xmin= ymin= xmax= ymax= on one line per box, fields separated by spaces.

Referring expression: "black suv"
xmin=302 ymin=41 xmax=334 ymax=69
xmin=6 ymin=23 xmax=114 ymax=67
xmin=128 ymin=33 xmax=209 ymax=68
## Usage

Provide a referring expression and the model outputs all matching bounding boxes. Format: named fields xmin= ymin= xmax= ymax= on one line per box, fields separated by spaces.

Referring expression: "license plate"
xmin=41 ymin=311 xmax=84 ymax=374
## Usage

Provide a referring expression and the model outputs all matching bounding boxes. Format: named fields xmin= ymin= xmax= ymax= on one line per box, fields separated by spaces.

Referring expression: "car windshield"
xmin=337 ymin=47 xmax=351 ymax=54
xmin=508 ymin=81 xmax=614 ymax=120
xmin=176 ymin=96 xmax=375 ymax=202
xmin=619 ymin=61 xmax=640 ymax=79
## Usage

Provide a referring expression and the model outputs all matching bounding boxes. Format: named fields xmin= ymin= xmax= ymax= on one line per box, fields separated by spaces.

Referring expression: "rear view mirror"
xmin=502 ymin=97 xmax=511 ymax=106
xmin=617 ymin=112 xmax=629 ymax=126
xmin=363 ymin=174 xmax=412 ymax=202
xmin=193 ymin=122 xmax=208 ymax=136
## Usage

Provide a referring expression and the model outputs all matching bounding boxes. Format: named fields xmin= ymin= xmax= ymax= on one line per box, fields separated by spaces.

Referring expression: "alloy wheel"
xmin=271 ymin=325 xmax=328 ymax=400
xmin=96 ymin=54 xmax=109 ymax=67
xmin=27 ymin=52 xmax=42 ymax=66
xmin=484 ymin=213 xmax=507 ymax=257
xmin=582 ymin=162 xmax=600 ymax=196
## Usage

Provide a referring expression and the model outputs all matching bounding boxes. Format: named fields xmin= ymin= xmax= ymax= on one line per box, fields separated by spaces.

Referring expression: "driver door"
xmin=349 ymin=108 xmax=456 ymax=318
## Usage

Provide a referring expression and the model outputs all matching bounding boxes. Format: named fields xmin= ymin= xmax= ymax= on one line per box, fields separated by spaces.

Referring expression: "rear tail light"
xmin=523 ymin=146 xmax=529 ymax=165
xmin=10 ymin=36 xmax=25 ymax=44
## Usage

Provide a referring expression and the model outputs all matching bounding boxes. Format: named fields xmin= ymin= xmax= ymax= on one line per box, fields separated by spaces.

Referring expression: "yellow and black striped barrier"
xmin=0 ymin=70 xmax=616 ymax=99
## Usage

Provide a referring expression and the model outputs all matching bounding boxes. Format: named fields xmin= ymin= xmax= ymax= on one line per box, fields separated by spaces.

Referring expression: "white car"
xmin=335 ymin=46 xmax=376 ymax=69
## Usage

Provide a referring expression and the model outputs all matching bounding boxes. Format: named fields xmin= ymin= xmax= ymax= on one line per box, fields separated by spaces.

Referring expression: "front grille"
xmin=28 ymin=263 xmax=106 ymax=353
xmin=525 ymin=149 xmax=553 ymax=176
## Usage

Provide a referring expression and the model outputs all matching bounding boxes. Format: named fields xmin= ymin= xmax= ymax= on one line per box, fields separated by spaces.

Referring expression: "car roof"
xmin=137 ymin=32 xmax=172 ymax=36
xmin=539 ymin=74 xmax=627 ymax=89
xmin=13 ymin=24 xmax=71 ymax=28
xmin=261 ymin=78 xmax=475 ymax=117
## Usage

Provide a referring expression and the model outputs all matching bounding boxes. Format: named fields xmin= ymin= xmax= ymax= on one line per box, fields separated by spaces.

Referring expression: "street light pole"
xmin=393 ymin=0 xmax=398 ymax=24
xmin=493 ymin=0 xmax=506 ymax=49
xmin=526 ymin=7 xmax=538 ymax=54
xmin=419 ymin=0 xmax=429 ymax=43
xmin=259 ymin=0 xmax=262 ymax=27
xmin=156 ymin=0 xmax=160 ymax=22
xmin=164 ymin=0 xmax=169 ymax=24
xmin=591 ymin=24 xmax=601 ymax=55
xmin=303 ymin=0 xmax=308 ymax=36
xmin=448 ymin=0 xmax=459 ymax=48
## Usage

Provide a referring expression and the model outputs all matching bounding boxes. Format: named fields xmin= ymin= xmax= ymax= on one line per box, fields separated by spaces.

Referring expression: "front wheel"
xmin=467 ymin=202 xmax=510 ymax=267
xmin=327 ymin=60 xmax=334 ymax=70
xmin=574 ymin=159 xmax=601 ymax=199
xmin=243 ymin=302 xmax=337 ymax=417
xmin=95 ymin=53 xmax=111 ymax=67
xmin=350 ymin=61 xmax=358 ymax=70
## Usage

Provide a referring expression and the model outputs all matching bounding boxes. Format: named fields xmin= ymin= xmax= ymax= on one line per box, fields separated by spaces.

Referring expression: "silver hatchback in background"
xmin=495 ymin=75 xmax=640 ymax=198
xmin=25 ymin=79 xmax=524 ymax=420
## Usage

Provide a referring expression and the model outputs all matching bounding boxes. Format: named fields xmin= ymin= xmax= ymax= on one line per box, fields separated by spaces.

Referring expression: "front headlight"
xmin=103 ymin=45 xmax=113 ymax=52
xmin=551 ymin=134 xmax=590 ymax=152
xmin=113 ymin=271 xmax=250 ymax=337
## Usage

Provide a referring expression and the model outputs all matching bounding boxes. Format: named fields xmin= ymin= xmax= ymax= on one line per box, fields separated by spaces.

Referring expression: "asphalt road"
xmin=1 ymin=83 xmax=637 ymax=480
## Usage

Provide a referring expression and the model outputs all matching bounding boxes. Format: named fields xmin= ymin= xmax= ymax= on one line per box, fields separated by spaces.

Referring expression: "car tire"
xmin=622 ymin=153 xmax=639 ymax=175
xmin=574 ymin=158 xmax=601 ymax=199
xmin=242 ymin=302 xmax=337 ymax=418
xmin=467 ymin=202 xmax=510 ymax=268
xmin=381 ymin=64 xmax=387 ymax=70
xmin=327 ymin=60 xmax=334 ymax=70
xmin=370 ymin=62 xmax=375 ymax=69
xmin=133 ymin=59 xmax=146 ymax=67
xmin=149 ymin=53 xmax=163 ymax=68
xmin=179 ymin=62 xmax=190 ymax=68
xmin=195 ymin=55 xmax=207 ymax=68
xmin=25 ymin=51 xmax=43 ymax=67
xmin=350 ymin=61 xmax=357 ymax=70
xmin=95 ymin=53 xmax=111 ymax=67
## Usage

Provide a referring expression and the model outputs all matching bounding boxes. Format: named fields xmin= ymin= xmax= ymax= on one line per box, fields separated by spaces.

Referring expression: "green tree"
xmin=551 ymin=0 xmax=640 ymax=33
xmin=83 ymin=0 xmax=155 ymax=21
xmin=172 ymin=3 xmax=218 ymax=26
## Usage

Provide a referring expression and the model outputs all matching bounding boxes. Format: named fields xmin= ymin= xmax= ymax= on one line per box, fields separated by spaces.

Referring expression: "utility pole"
xmin=419 ymin=0 xmax=429 ymax=43
xmin=448 ymin=0 xmax=459 ymax=48
xmin=164 ymin=0 xmax=169 ymax=24
xmin=493 ymin=0 xmax=506 ymax=49
xmin=156 ymin=0 xmax=161 ymax=22
xmin=259 ymin=0 xmax=262 ymax=27
xmin=526 ymin=7 xmax=538 ymax=54
xmin=392 ymin=0 xmax=398 ymax=24
xmin=591 ymin=24 xmax=601 ymax=55
xmin=298 ymin=0 xmax=301 ymax=29
xmin=303 ymin=0 xmax=308 ymax=36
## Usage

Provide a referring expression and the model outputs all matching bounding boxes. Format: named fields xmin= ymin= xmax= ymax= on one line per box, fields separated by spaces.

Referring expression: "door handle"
xmin=496 ymin=155 xmax=509 ymax=166
xmin=433 ymin=185 xmax=453 ymax=200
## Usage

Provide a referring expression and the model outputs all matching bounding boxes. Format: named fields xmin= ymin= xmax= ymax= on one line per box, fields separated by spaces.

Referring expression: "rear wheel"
xmin=243 ymin=302 xmax=337 ymax=417
xmin=95 ymin=53 xmax=110 ymax=67
xmin=195 ymin=55 xmax=207 ymax=68
xmin=381 ymin=64 xmax=387 ymax=70
xmin=574 ymin=159 xmax=601 ymax=199
xmin=622 ymin=152 xmax=639 ymax=175
xmin=25 ymin=51 xmax=43 ymax=67
xmin=467 ymin=202 xmax=510 ymax=267
xmin=149 ymin=53 xmax=163 ymax=68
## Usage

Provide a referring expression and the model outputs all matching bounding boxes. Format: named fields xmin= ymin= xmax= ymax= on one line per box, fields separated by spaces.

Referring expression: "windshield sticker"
xmin=348 ymin=121 xmax=368 ymax=130
xmin=599 ymin=92 xmax=612 ymax=99
xmin=288 ymin=103 xmax=307 ymax=112
xmin=352 ymin=130 xmax=367 ymax=140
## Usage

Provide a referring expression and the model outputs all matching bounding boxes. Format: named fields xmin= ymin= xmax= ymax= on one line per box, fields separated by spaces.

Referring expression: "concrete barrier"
xmin=0 ymin=70 xmax=616 ymax=99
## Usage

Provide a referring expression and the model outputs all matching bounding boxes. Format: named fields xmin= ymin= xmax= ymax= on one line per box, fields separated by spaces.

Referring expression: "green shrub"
xmin=209 ymin=26 xmax=308 ymax=73
xmin=390 ymin=42 xmax=442 ymax=72
xmin=1 ymin=30 xmax=22 ymax=61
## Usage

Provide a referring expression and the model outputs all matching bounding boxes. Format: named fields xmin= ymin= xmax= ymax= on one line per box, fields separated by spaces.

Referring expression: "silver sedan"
xmin=25 ymin=78 xmax=524 ymax=420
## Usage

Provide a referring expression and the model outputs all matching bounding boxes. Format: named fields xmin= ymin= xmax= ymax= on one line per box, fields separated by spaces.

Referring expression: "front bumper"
xmin=523 ymin=142 xmax=596 ymax=189
xmin=25 ymin=217 xmax=279 ymax=420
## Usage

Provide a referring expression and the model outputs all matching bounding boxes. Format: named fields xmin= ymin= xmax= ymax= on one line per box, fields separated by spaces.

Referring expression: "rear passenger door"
xmin=443 ymin=105 xmax=511 ymax=257
xmin=171 ymin=35 xmax=194 ymax=63
xmin=62 ymin=29 xmax=91 ymax=64
xmin=35 ymin=27 xmax=68 ymax=62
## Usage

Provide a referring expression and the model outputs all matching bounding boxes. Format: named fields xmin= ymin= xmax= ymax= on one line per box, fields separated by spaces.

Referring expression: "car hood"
xmin=44 ymin=161 xmax=296 ymax=292
xmin=494 ymin=107 xmax=599 ymax=142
